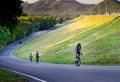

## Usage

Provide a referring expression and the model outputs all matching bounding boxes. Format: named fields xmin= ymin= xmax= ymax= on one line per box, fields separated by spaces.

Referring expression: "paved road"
xmin=0 ymin=31 xmax=120 ymax=82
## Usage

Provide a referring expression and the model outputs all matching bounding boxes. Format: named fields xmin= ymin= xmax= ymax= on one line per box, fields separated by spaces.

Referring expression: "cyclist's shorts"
xmin=76 ymin=52 xmax=80 ymax=55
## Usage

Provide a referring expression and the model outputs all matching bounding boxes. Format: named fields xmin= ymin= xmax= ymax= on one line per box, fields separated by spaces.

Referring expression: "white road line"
xmin=2 ymin=67 xmax=47 ymax=82
xmin=4 ymin=31 xmax=47 ymax=82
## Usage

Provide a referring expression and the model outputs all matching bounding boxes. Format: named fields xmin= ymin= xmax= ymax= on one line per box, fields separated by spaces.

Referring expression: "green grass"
xmin=14 ymin=15 xmax=120 ymax=65
xmin=0 ymin=67 xmax=28 ymax=82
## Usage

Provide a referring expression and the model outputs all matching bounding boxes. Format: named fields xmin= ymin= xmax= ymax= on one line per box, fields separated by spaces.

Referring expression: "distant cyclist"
xmin=75 ymin=43 xmax=82 ymax=66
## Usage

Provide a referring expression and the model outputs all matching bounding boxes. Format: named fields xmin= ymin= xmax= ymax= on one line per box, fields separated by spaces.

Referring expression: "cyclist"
xmin=75 ymin=43 xmax=82 ymax=66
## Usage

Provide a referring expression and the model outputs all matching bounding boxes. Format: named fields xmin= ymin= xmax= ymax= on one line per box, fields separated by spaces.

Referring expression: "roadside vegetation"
xmin=14 ymin=15 xmax=120 ymax=65
xmin=0 ymin=16 xmax=65 ymax=53
xmin=0 ymin=67 xmax=28 ymax=82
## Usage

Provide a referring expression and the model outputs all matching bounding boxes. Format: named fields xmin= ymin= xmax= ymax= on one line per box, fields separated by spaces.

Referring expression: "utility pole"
xmin=106 ymin=0 xmax=108 ymax=15
xmin=98 ymin=5 xmax=101 ymax=15
xmin=91 ymin=8 xmax=93 ymax=15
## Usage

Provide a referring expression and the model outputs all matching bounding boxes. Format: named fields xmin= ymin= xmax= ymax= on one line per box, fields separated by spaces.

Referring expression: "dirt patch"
xmin=114 ymin=33 xmax=120 ymax=36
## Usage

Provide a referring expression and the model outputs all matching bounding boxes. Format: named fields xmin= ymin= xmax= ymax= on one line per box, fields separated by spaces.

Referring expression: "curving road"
xmin=0 ymin=31 xmax=120 ymax=82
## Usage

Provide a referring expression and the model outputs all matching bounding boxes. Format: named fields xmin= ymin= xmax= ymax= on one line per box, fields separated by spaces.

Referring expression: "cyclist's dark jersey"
xmin=76 ymin=46 xmax=81 ymax=56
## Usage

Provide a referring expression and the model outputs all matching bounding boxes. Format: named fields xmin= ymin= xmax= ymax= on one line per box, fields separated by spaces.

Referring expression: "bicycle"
xmin=75 ymin=53 xmax=83 ymax=67
xmin=75 ymin=55 xmax=81 ymax=66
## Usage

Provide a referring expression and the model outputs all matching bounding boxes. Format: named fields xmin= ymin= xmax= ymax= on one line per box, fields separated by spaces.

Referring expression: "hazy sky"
xmin=22 ymin=0 xmax=104 ymax=4
xmin=76 ymin=0 xmax=104 ymax=4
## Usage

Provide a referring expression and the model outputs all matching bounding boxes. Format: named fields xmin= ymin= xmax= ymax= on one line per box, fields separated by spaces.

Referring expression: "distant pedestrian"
xmin=36 ymin=51 xmax=40 ymax=63
xmin=30 ymin=53 xmax=33 ymax=62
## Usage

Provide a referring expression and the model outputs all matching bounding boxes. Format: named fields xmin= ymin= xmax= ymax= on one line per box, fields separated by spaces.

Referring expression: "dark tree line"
xmin=0 ymin=0 xmax=23 ymax=29
xmin=0 ymin=0 xmax=23 ymax=53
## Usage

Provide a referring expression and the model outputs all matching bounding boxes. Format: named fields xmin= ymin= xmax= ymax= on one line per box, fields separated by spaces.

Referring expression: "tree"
xmin=0 ymin=0 xmax=23 ymax=29
xmin=0 ymin=26 xmax=10 ymax=53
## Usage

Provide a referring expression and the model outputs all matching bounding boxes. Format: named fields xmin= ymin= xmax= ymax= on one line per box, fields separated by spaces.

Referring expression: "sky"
xmin=76 ymin=0 xmax=104 ymax=4
xmin=22 ymin=0 xmax=104 ymax=4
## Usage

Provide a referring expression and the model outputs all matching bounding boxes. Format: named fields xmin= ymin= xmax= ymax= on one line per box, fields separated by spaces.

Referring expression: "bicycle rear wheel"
xmin=78 ymin=57 xmax=81 ymax=66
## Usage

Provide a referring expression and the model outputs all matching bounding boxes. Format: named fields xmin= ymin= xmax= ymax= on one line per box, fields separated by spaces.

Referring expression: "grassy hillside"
xmin=14 ymin=15 xmax=120 ymax=65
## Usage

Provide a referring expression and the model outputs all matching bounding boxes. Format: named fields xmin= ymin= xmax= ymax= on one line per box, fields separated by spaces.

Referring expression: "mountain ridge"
xmin=91 ymin=0 xmax=120 ymax=15
xmin=23 ymin=0 xmax=94 ymax=18
xmin=23 ymin=0 xmax=120 ymax=17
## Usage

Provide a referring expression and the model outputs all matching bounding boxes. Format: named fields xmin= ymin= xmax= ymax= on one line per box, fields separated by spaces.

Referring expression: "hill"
xmin=89 ymin=0 xmax=120 ymax=15
xmin=14 ymin=15 xmax=120 ymax=65
xmin=22 ymin=0 xmax=93 ymax=18
xmin=23 ymin=0 xmax=120 ymax=16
